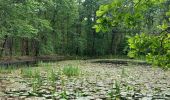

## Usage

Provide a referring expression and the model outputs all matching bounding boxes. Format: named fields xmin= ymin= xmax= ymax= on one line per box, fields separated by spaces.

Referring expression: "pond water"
xmin=0 ymin=60 xmax=170 ymax=100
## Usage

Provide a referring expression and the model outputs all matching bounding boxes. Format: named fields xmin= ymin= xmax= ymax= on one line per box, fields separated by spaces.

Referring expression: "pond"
xmin=0 ymin=60 xmax=170 ymax=100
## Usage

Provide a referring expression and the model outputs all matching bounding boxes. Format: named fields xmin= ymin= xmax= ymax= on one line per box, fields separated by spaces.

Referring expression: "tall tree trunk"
xmin=110 ymin=31 xmax=115 ymax=54
xmin=66 ymin=14 xmax=69 ymax=54
xmin=51 ymin=9 xmax=58 ymax=53
xmin=21 ymin=38 xmax=24 ymax=56
xmin=91 ymin=14 xmax=97 ymax=56
xmin=0 ymin=35 xmax=8 ymax=57
xmin=92 ymin=30 xmax=96 ymax=55
xmin=35 ymin=40 xmax=39 ymax=57
xmin=76 ymin=20 xmax=82 ymax=55
xmin=25 ymin=39 xmax=29 ymax=56
xmin=9 ymin=37 xmax=13 ymax=57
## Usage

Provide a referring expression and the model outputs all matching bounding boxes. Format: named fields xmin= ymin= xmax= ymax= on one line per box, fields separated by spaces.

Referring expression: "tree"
xmin=0 ymin=0 xmax=51 ymax=57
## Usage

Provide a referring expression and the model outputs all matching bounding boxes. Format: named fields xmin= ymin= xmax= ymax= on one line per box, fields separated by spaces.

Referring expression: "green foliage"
xmin=127 ymin=33 xmax=153 ymax=58
xmin=60 ymin=89 xmax=68 ymax=99
xmin=0 ymin=0 xmax=169 ymax=57
xmin=128 ymin=32 xmax=170 ymax=69
xmin=94 ymin=0 xmax=166 ymax=33
xmin=62 ymin=65 xmax=80 ymax=77
xmin=94 ymin=0 xmax=170 ymax=68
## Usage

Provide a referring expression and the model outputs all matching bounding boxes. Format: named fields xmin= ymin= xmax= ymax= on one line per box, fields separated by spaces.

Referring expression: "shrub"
xmin=128 ymin=31 xmax=170 ymax=69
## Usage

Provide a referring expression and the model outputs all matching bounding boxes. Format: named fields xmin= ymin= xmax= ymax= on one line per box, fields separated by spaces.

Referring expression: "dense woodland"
xmin=0 ymin=0 xmax=170 ymax=67
xmin=0 ymin=0 xmax=112 ymax=57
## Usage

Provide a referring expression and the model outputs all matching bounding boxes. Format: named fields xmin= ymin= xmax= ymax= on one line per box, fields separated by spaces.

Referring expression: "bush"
xmin=128 ymin=31 xmax=170 ymax=69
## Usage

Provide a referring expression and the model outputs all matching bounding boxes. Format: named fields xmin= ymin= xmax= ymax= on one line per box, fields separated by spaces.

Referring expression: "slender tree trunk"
xmin=9 ymin=37 xmax=13 ymax=57
xmin=25 ymin=39 xmax=29 ymax=56
xmin=91 ymin=14 xmax=97 ymax=56
xmin=51 ymin=9 xmax=58 ymax=53
xmin=110 ymin=32 xmax=115 ymax=54
xmin=92 ymin=30 xmax=96 ymax=55
xmin=0 ymin=35 xmax=8 ymax=57
xmin=66 ymin=14 xmax=69 ymax=54
xmin=21 ymin=38 xmax=23 ymax=56
xmin=35 ymin=40 xmax=39 ymax=57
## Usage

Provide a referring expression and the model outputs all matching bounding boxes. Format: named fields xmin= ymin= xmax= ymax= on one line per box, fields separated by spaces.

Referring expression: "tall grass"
xmin=21 ymin=67 xmax=33 ymax=78
xmin=47 ymin=69 xmax=59 ymax=87
xmin=108 ymin=80 xmax=121 ymax=99
xmin=0 ymin=66 xmax=16 ymax=74
xmin=62 ymin=65 xmax=80 ymax=77
xmin=21 ymin=67 xmax=41 ymax=79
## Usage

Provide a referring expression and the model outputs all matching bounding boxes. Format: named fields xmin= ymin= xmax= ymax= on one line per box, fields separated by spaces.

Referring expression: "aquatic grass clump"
xmin=47 ymin=69 xmax=59 ymax=86
xmin=0 ymin=67 xmax=11 ymax=74
xmin=31 ymin=70 xmax=43 ymax=93
xmin=38 ymin=61 xmax=54 ymax=68
xmin=62 ymin=65 xmax=80 ymax=77
xmin=121 ymin=68 xmax=128 ymax=78
xmin=0 ymin=66 xmax=18 ymax=74
xmin=21 ymin=67 xmax=41 ymax=78
xmin=108 ymin=80 xmax=121 ymax=99
xmin=21 ymin=67 xmax=33 ymax=78
xmin=33 ymin=70 xmax=41 ymax=78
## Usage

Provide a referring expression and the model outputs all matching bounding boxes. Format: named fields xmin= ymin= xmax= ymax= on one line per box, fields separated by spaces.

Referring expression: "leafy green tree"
xmin=0 ymin=0 xmax=51 ymax=56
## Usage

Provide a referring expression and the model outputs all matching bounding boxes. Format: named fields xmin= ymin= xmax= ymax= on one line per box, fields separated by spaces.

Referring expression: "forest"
xmin=0 ymin=0 xmax=170 ymax=99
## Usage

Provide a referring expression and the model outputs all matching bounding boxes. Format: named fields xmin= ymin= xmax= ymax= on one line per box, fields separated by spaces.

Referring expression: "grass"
xmin=21 ymin=67 xmax=34 ymax=78
xmin=32 ymin=78 xmax=40 ymax=93
xmin=62 ymin=65 xmax=80 ymax=77
xmin=31 ymin=70 xmax=42 ymax=93
xmin=48 ymin=69 xmax=59 ymax=87
xmin=21 ymin=67 xmax=42 ymax=79
xmin=0 ymin=66 xmax=16 ymax=74
xmin=121 ymin=68 xmax=128 ymax=78
xmin=108 ymin=80 xmax=121 ymax=99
